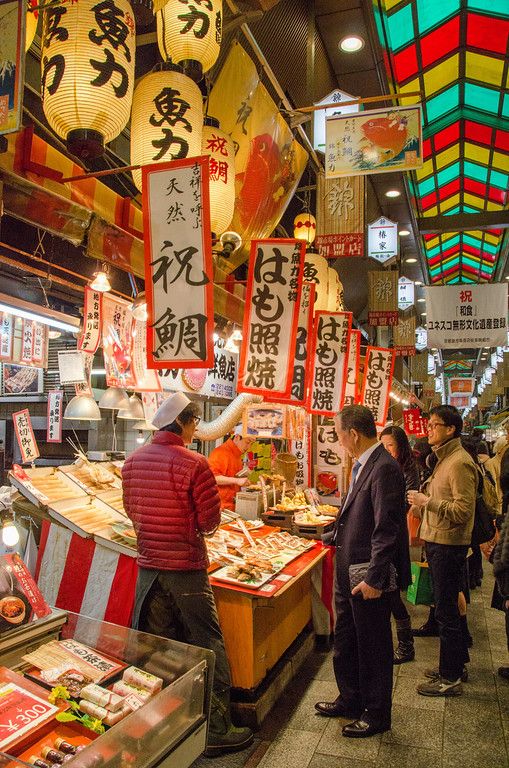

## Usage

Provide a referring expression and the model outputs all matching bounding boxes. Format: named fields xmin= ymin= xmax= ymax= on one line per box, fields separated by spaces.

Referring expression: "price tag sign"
xmin=0 ymin=683 xmax=58 ymax=750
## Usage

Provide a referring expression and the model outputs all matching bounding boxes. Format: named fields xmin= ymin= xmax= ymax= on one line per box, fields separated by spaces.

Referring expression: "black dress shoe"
xmin=342 ymin=713 xmax=391 ymax=738
xmin=412 ymin=621 xmax=439 ymax=637
xmin=315 ymin=699 xmax=362 ymax=718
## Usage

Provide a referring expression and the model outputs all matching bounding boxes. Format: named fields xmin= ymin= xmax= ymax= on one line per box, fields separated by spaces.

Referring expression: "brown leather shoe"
xmin=342 ymin=712 xmax=391 ymax=738
xmin=314 ymin=699 xmax=362 ymax=718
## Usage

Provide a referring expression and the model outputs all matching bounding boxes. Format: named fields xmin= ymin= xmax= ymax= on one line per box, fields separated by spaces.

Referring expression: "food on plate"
xmin=226 ymin=564 xmax=263 ymax=582
xmin=316 ymin=504 xmax=338 ymax=516
xmin=273 ymin=494 xmax=309 ymax=512
xmin=294 ymin=510 xmax=335 ymax=525
xmin=0 ymin=596 xmax=25 ymax=624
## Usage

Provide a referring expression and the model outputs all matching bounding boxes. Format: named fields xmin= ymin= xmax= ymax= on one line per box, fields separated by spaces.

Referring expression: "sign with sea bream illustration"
xmin=325 ymin=105 xmax=422 ymax=178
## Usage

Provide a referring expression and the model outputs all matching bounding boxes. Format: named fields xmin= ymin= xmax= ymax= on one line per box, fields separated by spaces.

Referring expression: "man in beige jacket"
xmin=408 ymin=405 xmax=476 ymax=697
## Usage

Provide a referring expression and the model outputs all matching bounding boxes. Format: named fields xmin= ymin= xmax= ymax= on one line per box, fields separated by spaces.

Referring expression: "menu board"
xmin=0 ymin=554 xmax=51 ymax=634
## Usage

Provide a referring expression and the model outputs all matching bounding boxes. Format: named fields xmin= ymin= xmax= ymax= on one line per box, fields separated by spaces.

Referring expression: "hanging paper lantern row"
xmin=201 ymin=119 xmax=235 ymax=236
xmin=41 ymin=0 xmax=136 ymax=158
xmin=293 ymin=212 xmax=316 ymax=245
xmin=26 ymin=0 xmax=39 ymax=52
xmin=130 ymin=65 xmax=203 ymax=191
xmin=156 ymin=0 xmax=222 ymax=82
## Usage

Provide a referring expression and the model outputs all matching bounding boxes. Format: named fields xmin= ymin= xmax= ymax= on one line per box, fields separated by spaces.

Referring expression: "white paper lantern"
xmin=303 ymin=253 xmax=329 ymax=311
xmin=293 ymin=212 xmax=316 ymax=245
xmin=130 ymin=65 xmax=203 ymax=191
xmin=327 ymin=268 xmax=345 ymax=312
xmin=156 ymin=0 xmax=222 ymax=81
xmin=40 ymin=0 xmax=136 ymax=158
xmin=201 ymin=119 xmax=235 ymax=236
xmin=25 ymin=0 xmax=38 ymax=52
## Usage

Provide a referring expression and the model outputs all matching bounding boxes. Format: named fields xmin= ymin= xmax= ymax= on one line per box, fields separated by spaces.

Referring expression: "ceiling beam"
xmin=418 ymin=210 xmax=509 ymax=234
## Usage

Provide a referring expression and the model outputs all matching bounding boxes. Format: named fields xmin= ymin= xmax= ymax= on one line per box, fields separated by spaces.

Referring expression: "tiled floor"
xmin=193 ymin=570 xmax=509 ymax=768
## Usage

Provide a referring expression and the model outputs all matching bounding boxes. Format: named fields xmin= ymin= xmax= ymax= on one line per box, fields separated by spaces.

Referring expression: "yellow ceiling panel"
xmin=464 ymin=142 xmax=490 ymax=165
xmin=493 ymin=152 xmax=509 ymax=174
xmin=425 ymin=235 xmax=440 ymax=249
xmin=485 ymin=232 xmax=501 ymax=245
xmin=422 ymin=204 xmax=439 ymax=217
xmin=442 ymin=231 xmax=459 ymax=245
xmin=465 ymin=52 xmax=504 ymax=87
xmin=440 ymin=196 xmax=459 ymax=214
xmin=464 ymin=192 xmax=485 ymax=209
xmin=435 ymin=145 xmax=460 ymax=169
xmin=399 ymin=78 xmax=420 ymax=95
xmin=423 ymin=54 xmax=459 ymax=96
xmin=416 ymin=159 xmax=434 ymax=181
xmin=486 ymin=200 xmax=503 ymax=211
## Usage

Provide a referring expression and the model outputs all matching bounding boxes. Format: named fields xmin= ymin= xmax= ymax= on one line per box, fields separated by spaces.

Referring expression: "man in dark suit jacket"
xmin=315 ymin=405 xmax=409 ymax=738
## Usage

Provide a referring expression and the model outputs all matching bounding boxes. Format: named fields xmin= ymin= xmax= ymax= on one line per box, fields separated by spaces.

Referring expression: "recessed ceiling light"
xmin=339 ymin=35 xmax=364 ymax=53
xmin=505 ymin=275 xmax=509 ymax=280
xmin=405 ymin=257 xmax=417 ymax=263
xmin=385 ymin=189 xmax=401 ymax=198
xmin=414 ymin=280 xmax=423 ymax=285
xmin=417 ymin=298 xmax=425 ymax=303
xmin=399 ymin=229 xmax=410 ymax=236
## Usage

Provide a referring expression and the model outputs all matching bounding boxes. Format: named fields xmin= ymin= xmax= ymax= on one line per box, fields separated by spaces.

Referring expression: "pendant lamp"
xmin=99 ymin=387 xmax=130 ymax=409
xmin=117 ymin=394 xmax=144 ymax=420
xmin=156 ymin=0 xmax=222 ymax=82
xmin=294 ymin=213 xmax=316 ymax=246
xmin=64 ymin=395 xmax=101 ymax=420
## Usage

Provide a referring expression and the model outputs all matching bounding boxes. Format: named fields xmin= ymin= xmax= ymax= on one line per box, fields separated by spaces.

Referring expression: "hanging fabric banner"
xmin=343 ymin=328 xmax=361 ymax=406
xmin=275 ymin=282 xmax=315 ymax=405
xmin=307 ymin=311 xmax=352 ymax=415
xmin=315 ymin=173 xmax=364 ymax=258
xmin=361 ymin=346 xmax=395 ymax=427
xmin=32 ymin=323 xmax=47 ymax=365
xmin=47 ymin=390 xmax=63 ymax=444
xmin=0 ymin=312 xmax=14 ymax=361
xmin=238 ymin=239 xmax=304 ymax=397
xmin=403 ymin=408 xmax=423 ymax=436
xmin=132 ymin=320 xmax=162 ymax=392
xmin=74 ymin=352 xmax=94 ymax=397
xmin=143 ymin=157 xmax=214 ymax=369
xmin=102 ymin=294 xmax=135 ymax=388
xmin=13 ymin=409 xmax=40 ymax=464
xmin=290 ymin=414 xmax=312 ymax=488
xmin=368 ymin=270 xmax=399 ymax=326
xmin=20 ymin=320 xmax=34 ymax=364
xmin=78 ymin=287 xmax=103 ymax=354
xmin=315 ymin=415 xmax=348 ymax=501
xmin=393 ymin=315 xmax=416 ymax=356
xmin=425 ymin=284 xmax=508 ymax=349
xmin=411 ymin=352 xmax=428 ymax=382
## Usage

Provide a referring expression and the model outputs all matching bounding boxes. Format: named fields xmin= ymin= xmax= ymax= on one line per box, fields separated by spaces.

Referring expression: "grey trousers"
xmin=133 ymin=568 xmax=232 ymax=697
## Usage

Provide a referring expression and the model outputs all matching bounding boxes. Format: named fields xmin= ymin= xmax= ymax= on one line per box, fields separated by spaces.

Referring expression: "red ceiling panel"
xmin=466 ymin=13 xmax=509 ymax=55
xmin=420 ymin=16 xmax=460 ymax=68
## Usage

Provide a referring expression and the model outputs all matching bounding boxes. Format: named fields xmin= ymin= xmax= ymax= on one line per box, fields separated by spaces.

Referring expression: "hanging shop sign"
xmin=132 ymin=320 xmax=162 ymax=393
xmin=74 ymin=352 xmax=94 ymax=397
xmin=315 ymin=173 xmax=364 ymax=258
xmin=159 ymin=342 xmax=238 ymax=400
xmin=79 ymin=287 xmax=103 ymax=354
xmin=425 ymin=284 xmax=508 ymax=349
xmin=20 ymin=320 xmax=34 ymax=365
xmin=102 ymin=294 xmax=135 ymax=387
xmin=403 ymin=408 xmax=427 ymax=437
xmin=275 ymin=282 xmax=315 ymax=405
xmin=325 ymin=105 xmax=423 ymax=178
xmin=368 ymin=217 xmax=398 ymax=265
xmin=313 ymin=88 xmax=359 ymax=153
xmin=448 ymin=377 xmax=476 ymax=407
xmin=243 ymin=403 xmax=286 ymax=438
xmin=143 ymin=157 xmax=214 ymax=369
xmin=398 ymin=276 xmax=415 ymax=311
xmin=0 ymin=312 xmax=13 ymax=360
xmin=0 ymin=1 xmax=25 ymax=137
xmin=415 ymin=325 xmax=427 ymax=351
xmin=393 ymin=315 xmax=416 ymax=357
xmin=307 ymin=311 xmax=352 ymax=415
xmin=303 ymin=253 xmax=329 ymax=311
xmin=410 ymin=352 xmax=428 ymax=383
xmin=238 ymin=239 xmax=304 ymax=397
xmin=361 ymin=346 xmax=395 ymax=427
xmin=315 ymin=415 xmax=348 ymax=500
xmin=343 ymin=328 xmax=361 ymax=407
xmin=47 ymin=390 xmax=63 ymax=444
xmin=13 ymin=409 xmax=39 ymax=464
xmin=368 ymin=270 xmax=399 ymax=326
xmin=57 ymin=350 xmax=85 ymax=386
xmin=32 ymin=323 xmax=46 ymax=365
xmin=290 ymin=415 xmax=312 ymax=488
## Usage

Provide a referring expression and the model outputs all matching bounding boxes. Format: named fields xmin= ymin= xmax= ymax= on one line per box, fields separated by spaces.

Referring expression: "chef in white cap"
xmin=208 ymin=424 xmax=255 ymax=511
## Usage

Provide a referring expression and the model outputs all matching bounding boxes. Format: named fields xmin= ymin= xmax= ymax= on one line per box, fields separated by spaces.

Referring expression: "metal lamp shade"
xmin=156 ymin=0 xmax=222 ymax=76
xmin=64 ymin=395 xmax=101 ymax=420
xmin=133 ymin=420 xmax=158 ymax=431
xmin=98 ymin=387 xmax=130 ymax=409
xmin=117 ymin=395 xmax=145 ymax=420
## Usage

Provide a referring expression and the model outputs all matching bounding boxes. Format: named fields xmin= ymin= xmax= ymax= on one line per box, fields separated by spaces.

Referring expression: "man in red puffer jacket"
xmin=122 ymin=391 xmax=253 ymax=757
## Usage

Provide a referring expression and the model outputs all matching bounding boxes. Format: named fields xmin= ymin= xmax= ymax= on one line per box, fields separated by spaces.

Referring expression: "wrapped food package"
xmin=122 ymin=666 xmax=163 ymax=693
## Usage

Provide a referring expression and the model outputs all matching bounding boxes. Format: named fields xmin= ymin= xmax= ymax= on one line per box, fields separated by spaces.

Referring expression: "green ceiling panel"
xmin=436 ymin=162 xmax=461 ymax=186
xmin=417 ymin=177 xmax=436 ymax=196
xmin=417 ymin=0 xmax=460 ymax=34
xmin=426 ymin=85 xmax=460 ymax=123
xmin=464 ymin=83 xmax=501 ymax=116
xmin=467 ymin=0 xmax=508 ymax=13
xmin=463 ymin=161 xmax=488 ymax=183
xmin=386 ymin=4 xmax=414 ymax=50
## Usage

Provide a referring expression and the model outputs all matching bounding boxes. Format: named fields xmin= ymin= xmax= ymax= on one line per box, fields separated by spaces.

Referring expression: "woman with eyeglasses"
xmin=380 ymin=425 xmax=420 ymax=663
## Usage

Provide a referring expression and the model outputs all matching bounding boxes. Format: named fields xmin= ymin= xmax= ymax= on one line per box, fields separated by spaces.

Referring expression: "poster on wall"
xmin=0 ymin=312 xmax=13 ymax=360
xmin=425 ymin=284 xmax=508 ymax=348
xmin=307 ymin=311 xmax=352 ymax=415
xmin=360 ymin=346 xmax=395 ymax=427
xmin=102 ymin=294 xmax=135 ymax=388
xmin=1 ymin=364 xmax=43 ymax=395
xmin=238 ymin=239 xmax=304 ymax=397
xmin=143 ymin=157 xmax=214 ymax=369
xmin=243 ymin=404 xmax=286 ymax=438
xmin=0 ymin=0 xmax=25 ymax=136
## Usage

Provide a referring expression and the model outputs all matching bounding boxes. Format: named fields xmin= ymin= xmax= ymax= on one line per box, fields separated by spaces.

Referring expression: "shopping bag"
xmin=407 ymin=511 xmax=421 ymax=547
xmin=406 ymin=561 xmax=434 ymax=605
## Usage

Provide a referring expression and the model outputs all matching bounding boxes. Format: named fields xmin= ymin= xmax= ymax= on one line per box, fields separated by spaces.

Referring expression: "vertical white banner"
xmin=78 ymin=287 xmax=103 ymax=354
xmin=307 ymin=311 xmax=352 ymax=415
xmin=0 ymin=312 xmax=13 ymax=360
xmin=74 ymin=352 xmax=95 ymax=397
xmin=21 ymin=320 xmax=34 ymax=364
xmin=47 ymin=391 xmax=63 ymax=444
xmin=361 ymin=347 xmax=395 ymax=427
xmin=343 ymin=328 xmax=361 ymax=407
xmin=132 ymin=320 xmax=162 ymax=392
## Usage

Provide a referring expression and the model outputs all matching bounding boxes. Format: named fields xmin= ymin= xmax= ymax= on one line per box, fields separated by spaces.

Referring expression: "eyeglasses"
xmin=192 ymin=416 xmax=201 ymax=425
xmin=428 ymin=421 xmax=447 ymax=430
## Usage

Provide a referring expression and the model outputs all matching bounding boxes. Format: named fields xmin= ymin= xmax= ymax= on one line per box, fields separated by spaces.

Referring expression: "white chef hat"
xmin=152 ymin=392 xmax=191 ymax=429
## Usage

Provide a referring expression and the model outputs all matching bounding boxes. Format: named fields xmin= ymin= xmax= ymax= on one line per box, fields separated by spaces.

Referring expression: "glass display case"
xmin=2 ymin=611 xmax=214 ymax=768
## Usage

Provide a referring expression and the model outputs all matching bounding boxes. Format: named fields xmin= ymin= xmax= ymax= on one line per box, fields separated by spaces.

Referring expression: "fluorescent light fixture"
xmin=421 ymin=311 xmax=427 ymax=315
xmin=405 ymin=257 xmax=417 ymax=263
xmin=91 ymin=368 xmax=106 ymax=375
xmin=385 ymin=189 xmax=401 ymax=198
xmin=339 ymin=35 xmax=364 ymax=52
xmin=0 ymin=301 xmax=79 ymax=333
xmin=399 ymin=229 xmax=410 ymax=236
xmin=417 ymin=298 xmax=425 ymax=303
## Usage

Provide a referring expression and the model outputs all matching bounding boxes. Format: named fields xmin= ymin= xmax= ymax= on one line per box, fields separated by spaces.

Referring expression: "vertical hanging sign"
xmin=13 ymin=410 xmax=40 ymax=464
xmin=307 ymin=311 xmax=352 ymax=415
xmin=238 ymin=239 xmax=304 ymax=397
xmin=0 ymin=312 xmax=13 ymax=360
xmin=32 ymin=323 xmax=47 ymax=365
xmin=361 ymin=346 xmax=395 ymax=427
xmin=132 ymin=320 xmax=162 ymax=392
xmin=102 ymin=294 xmax=135 ymax=388
xmin=79 ymin=287 xmax=103 ymax=354
xmin=343 ymin=328 xmax=361 ymax=406
xmin=74 ymin=352 xmax=94 ymax=397
xmin=290 ymin=415 xmax=312 ymax=488
xmin=47 ymin=390 xmax=63 ymax=444
xmin=143 ymin=157 xmax=214 ymax=369
xmin=276 ymin=282 xmax=315 ymax=404
xmin=20 ymin=320 xmax=34 ymax=364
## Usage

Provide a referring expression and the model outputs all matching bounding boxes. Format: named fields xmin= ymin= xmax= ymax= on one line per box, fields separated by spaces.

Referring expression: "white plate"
xmin=228 ymin=520 xmax=265 ymax=532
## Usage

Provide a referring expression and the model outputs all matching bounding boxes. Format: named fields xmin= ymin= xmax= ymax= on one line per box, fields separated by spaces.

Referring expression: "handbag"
xmin=406 ymin=561 xmax=434 ymax=605
xmin=471 ymin=476 xmax=497 ymax=546
xmin=348 ymin=562 xmax=398 ymax=592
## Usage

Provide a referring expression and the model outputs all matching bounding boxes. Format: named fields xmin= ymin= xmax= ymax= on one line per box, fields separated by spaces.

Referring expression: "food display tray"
xmin=48 ymin=497 xmax=127 ymax=539
xmin=261 ymin=511 xmax=294 ymax=530
xmin=9 ymin=467 xmax=88 ymax=509
xmin=292 ymin=519 xmax=335 ymax=540
xmin=59 ymin=462 xmax=122 ymax=495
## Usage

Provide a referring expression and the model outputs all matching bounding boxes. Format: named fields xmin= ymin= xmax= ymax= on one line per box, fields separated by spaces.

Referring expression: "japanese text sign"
xmin=78 ymin=287 xmax=103 ymax=354
xmin=393 ymin=315 xmax=416 ymax=357
xmin=31 ymin=323 xmax=46 ymax=365
xmin=325 ymin=105 xmax=423 ymax=178
xmin=415 ymin=325 xmax=427 ymax=351
xmin=46 ymin=390 xmax=63 ymax=444
xmin=315 ymin=415 xmax=348 ymax=499
xmin=275 ymin=282 xmax=315 ymax=404
xmin=143 ymin=157 xmax=214 ymax=369
xmin=0 ymin=683 xmax=58 ymax=750
xmin=74 ymin=352 xmax=94 ymax=397
xmin=361 ymin=347 xmax=395 ymax=427
xmin=316 ymin=173 xmax=364 ymax=258
xmin=290 ymin=415 xmax=312 ymax=489
xmin=398 ymin=276 xmax=415 ymax=311
xmin=403 ymin=408 xmax=427 ymax=436
xmin=425 ymin=284 xmax=508 ymax=349
xmin=132 ymin=320 xmax=162 ymax=392
xmin=239 ymin=239 xmax=305 ymax=397
xmin=20 ymin=320 xmax=34 ymax=365
xmin=12 ymin=409 xmax=39 ymax=464
xmin=0 ymin=312 xmax=13 ymax=360
xmin=307 ymin=311 xmax=352 ymax=415
xmin=102 ymin=294 xmax=135 ymax=387
xmin=368 ymin=270 xmax=399 ymax=326
xmin=313 ymin=88 xmax=359 ymax=152
xmin=159 ymin=343 xmax=238 ymax=400
xmin=57 ymin=350 xmax=85 ymax=386
xmin=368 ymin=217 xmax=398 ymax=265
xmin=343 ymin=328 xmax=361 ymax=406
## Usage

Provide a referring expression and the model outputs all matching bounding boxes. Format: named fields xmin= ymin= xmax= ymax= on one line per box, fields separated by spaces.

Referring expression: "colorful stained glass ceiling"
xmin=375 ymin=0 xmax=509 ymax=285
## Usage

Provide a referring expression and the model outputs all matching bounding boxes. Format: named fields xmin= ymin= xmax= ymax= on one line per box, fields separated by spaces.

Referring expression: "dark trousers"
xmin=333 ymin=588 xmax=394 ymax=721
xmin=389 ymin=589 xmax=411 ymax=621
xmin=137 ymin=569 xmax=232 ymax=698
xmin=425 ymin=541 xmax=469 ymax=680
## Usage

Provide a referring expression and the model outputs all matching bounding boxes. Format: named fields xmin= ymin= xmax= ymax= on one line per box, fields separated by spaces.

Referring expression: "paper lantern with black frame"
xmin=156 ymin=0 xmax=222 ymax=82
